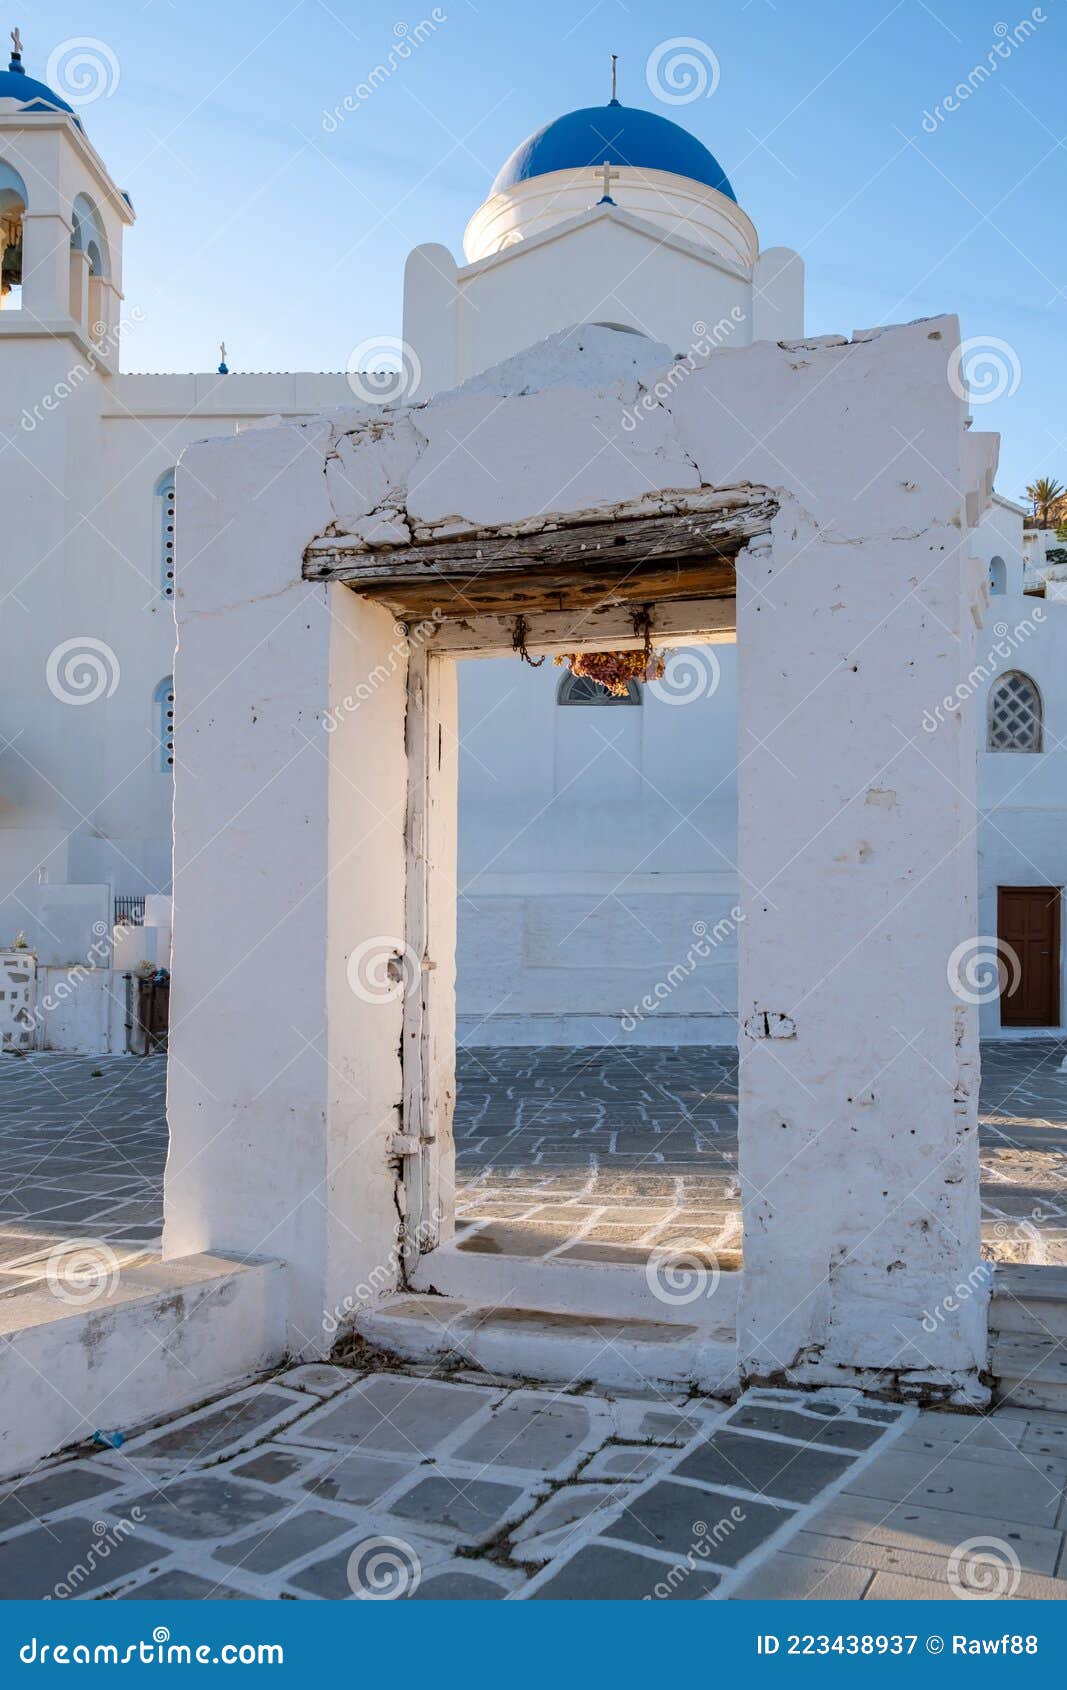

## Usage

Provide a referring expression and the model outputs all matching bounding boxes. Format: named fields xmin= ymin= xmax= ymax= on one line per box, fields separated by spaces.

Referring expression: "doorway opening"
xmin=329 ymin=499 xmax=764 ymax=1357
xmin=445 ymin=638 xmax=743 ymax=1296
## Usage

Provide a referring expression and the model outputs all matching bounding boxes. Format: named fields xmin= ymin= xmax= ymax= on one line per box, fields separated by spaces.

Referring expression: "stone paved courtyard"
xmin=2 ymin=1046 xmax=1067 ymax=1599
xmin=1 ymin=1368 xmax=1066 ymax=1600
xmin=2 ymin=1041 xmax=1065 ymax=1275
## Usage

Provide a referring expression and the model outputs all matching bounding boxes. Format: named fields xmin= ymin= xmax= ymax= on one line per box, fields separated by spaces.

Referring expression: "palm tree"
xmin=1025 ymin=477 xmax=1066 ymax=526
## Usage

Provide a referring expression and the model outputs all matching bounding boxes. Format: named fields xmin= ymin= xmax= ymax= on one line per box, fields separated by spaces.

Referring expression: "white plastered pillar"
xmin=163 ymin=421 xmax=413 ymax=1358
xmin=68 ymin=245 xmax=90 ymax=323
xmin=20 ymin=209 xmax=71 ymax=318
xmin=735 ymin=482 xmax=987 ymax=1403
xmin=403 ymin=242 xmax=458 ymax=401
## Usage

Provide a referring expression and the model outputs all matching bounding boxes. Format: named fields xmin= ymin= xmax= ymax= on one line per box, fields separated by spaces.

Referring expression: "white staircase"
xmin=989 ymin=1264 xmax=1067 ymax=1411
xmin=353 ymin=1227 xmax=739 ymax=1393
xmin=352 ymin=1256 xmax=1067 ymax=1409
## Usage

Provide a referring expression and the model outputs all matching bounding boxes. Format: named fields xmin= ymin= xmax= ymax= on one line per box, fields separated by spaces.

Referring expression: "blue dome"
xmin=0 ymin=51 xmax=75 ymax=117
xmin=491 ymin=101 xmax=735 ymax=202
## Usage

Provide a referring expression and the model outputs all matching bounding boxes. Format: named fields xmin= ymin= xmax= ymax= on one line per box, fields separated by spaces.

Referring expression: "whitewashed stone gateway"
xmin=165 ymin=316 xmax=996 ymax=1404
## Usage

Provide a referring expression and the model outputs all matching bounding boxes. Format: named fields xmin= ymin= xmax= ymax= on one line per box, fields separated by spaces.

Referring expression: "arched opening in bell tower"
xmin=0 ymin=160 xmax=28 ymax=309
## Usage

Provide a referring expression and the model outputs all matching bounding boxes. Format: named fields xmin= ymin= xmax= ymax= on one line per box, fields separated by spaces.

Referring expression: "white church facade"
xmin=1 ymin=39 xmax=1064 ymax=1056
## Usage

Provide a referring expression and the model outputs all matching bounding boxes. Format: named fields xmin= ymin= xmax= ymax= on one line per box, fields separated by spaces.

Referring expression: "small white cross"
xmin=597 ymin=160 xmax=619 ymax=200
xmin=11 ymin=27 xmax=23 ymax=56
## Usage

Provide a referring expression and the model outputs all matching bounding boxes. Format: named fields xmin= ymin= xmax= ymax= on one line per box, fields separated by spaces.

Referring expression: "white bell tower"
xmin=0 ymin=30 xmax=134 ymax=370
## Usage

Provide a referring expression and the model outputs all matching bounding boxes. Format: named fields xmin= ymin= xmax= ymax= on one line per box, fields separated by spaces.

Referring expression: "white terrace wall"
xmin=167 ymin=318 xmax=994 ymax=1392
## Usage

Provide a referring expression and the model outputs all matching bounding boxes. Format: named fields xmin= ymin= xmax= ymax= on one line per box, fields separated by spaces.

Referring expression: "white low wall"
xmin=0 ymin=1255 xmax=286 ymax=1481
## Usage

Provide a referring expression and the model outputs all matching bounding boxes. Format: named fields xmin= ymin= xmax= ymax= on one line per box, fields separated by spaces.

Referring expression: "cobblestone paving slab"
xmin=0 ymin=1056 xmax=165 ymax=1271
xmin=2 ymin=1370 xmax=1067 ymax=1600
xmin=2 ymin=1043 xmax=1067 ymax=1264
xmin=454 ymin=1043 xmax=1067 ymax=1266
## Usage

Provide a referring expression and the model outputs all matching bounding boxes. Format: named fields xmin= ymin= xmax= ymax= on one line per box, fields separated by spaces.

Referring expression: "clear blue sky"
xmin=19 ymin=0 xmax=1067 ymax=500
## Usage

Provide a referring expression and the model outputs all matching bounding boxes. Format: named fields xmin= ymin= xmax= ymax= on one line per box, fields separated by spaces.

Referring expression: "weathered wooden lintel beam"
xmin=303 ymin=498 xmax=777 ymax=587
xmin=361 ymin=558 xmax=738 ymax=621
xmin=412 ymin=595 xmax=738 ymax=659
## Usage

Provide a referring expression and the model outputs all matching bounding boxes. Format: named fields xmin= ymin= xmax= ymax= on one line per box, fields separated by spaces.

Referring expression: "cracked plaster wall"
xmin=166 ymin=317 xmax=995 ymax=1385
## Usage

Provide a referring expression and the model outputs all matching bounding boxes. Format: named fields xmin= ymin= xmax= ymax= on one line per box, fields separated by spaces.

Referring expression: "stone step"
xmin=355 ymin=1293 xmax=739 ymax=1394
xmin=989 ymin=1333 xmax=1067 ymax=1411
xmin=0 ymin=1253 xmax=287 ymax=1479
xmin=412 ymin=1225 xmax=740 ymax=1328
xmin=990 ymin=1264 xmax=1067 ymax=1340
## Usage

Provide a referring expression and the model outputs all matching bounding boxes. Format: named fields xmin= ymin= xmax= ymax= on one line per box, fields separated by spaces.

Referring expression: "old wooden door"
xmin=998 ymin=886 xmax=1061 ymax=1027
xmin=399 ymin=644 xmax=458 ymax=1274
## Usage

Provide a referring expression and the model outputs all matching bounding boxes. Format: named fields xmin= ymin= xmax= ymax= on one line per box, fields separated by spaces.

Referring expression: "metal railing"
xmin=113 ymin=895 xmax=146 ymax=928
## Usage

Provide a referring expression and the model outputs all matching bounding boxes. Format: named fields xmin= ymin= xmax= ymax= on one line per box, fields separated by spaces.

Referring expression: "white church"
xmin=1 ymin=35 xmax=1064 ymax=1058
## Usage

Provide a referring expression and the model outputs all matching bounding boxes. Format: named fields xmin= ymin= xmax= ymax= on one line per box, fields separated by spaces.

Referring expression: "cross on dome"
xmin=596 ymin=159 xmax=619 ymax=204
xmin=1 ymin=26 xmax=78 ymax=114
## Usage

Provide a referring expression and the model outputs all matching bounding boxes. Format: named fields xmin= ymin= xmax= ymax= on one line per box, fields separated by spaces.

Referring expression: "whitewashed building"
xmin=0 ymin=42 xmax=1062 ymax=1053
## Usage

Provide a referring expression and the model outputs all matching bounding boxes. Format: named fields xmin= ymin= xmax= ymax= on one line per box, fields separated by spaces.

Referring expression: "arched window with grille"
xmin=988 ymin=555 xmax=1007 ymax=596
xmin=155 ymin=676 xmax=174 ymax=771
xmin=156 ymin=470 xmax=176 ymax=598
xmin=557 ymin=672 xmax=642 ymax=706
xmin=988 ymin=671 xmax=1042 ymax=752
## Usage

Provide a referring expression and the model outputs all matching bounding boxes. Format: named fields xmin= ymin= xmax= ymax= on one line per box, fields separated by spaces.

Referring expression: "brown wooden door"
xmin=998 ymin=887 xmax=1060 ymax=1026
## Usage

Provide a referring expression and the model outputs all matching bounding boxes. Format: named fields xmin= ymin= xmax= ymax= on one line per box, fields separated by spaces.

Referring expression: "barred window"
xmin=988 ymin=671 xmax=1042 ymax=752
